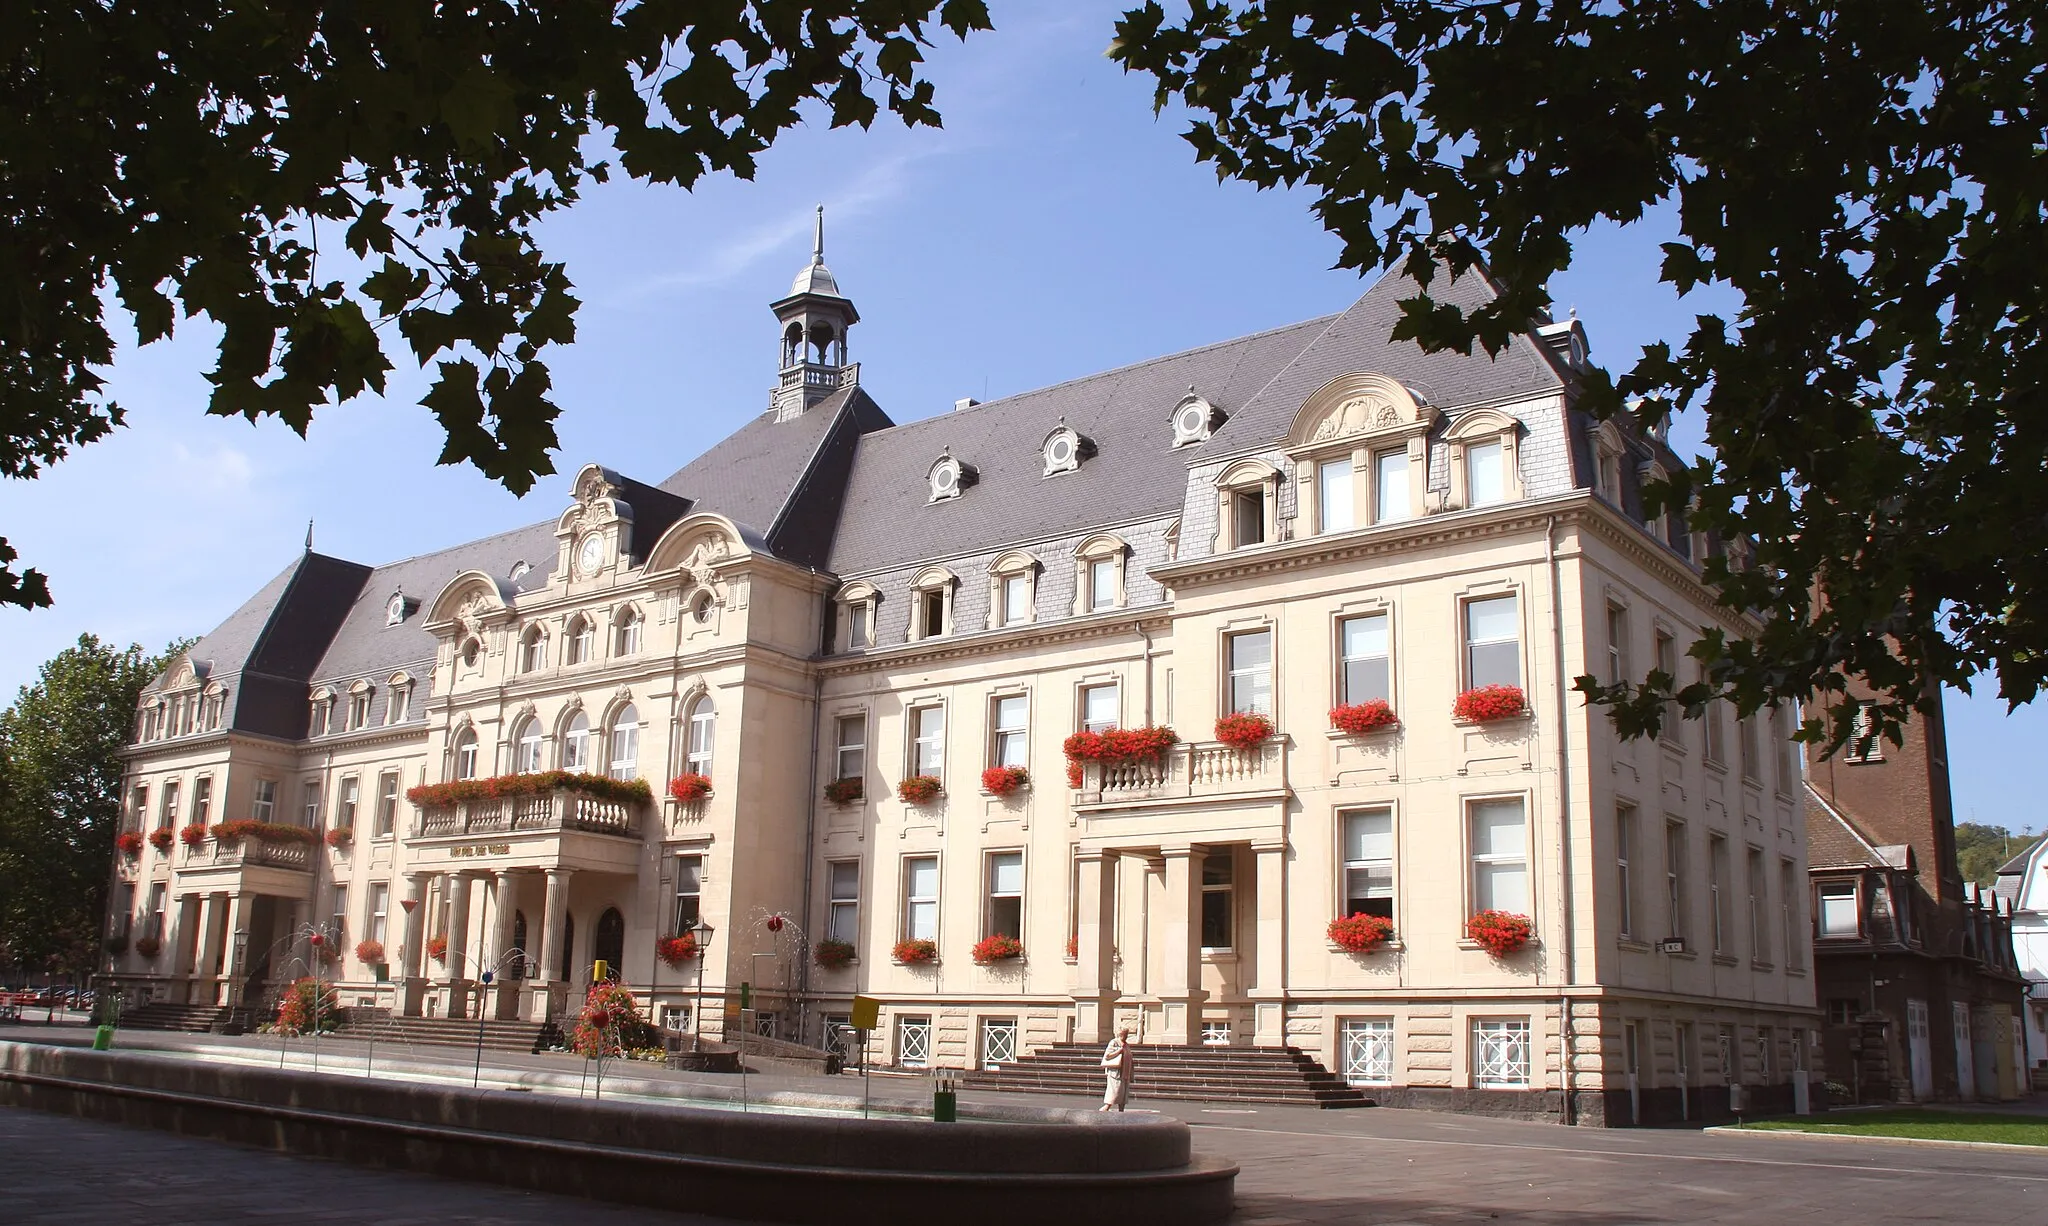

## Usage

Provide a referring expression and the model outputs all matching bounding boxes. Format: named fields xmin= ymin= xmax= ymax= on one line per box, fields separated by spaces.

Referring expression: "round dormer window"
xmin=1172 ymin=398 xmax=1214 ymax=447
xmin=929 ymin=457 xmax=961 ymax=501
xmin=460 ymin=638 xmax=481 ymax=667
xmin=1043 ymin=426 xmax=1086 ymax=477
xmin=691 ymin=592 xmax=715 ymax=624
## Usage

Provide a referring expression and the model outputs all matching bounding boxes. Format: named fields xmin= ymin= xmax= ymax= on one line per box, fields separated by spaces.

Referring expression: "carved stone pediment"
xmin=1287 ymin=372 xmax=1437 ymax=453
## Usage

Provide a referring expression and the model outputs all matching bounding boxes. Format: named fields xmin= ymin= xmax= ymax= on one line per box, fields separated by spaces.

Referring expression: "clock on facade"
xmin=576 ymin=535 xmax=606 ymax=576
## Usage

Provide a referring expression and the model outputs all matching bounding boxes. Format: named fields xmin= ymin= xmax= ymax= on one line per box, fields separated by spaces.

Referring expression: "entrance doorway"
xmin=1953 ymin=1001 xmax=1975 ymax=1100
xmin=594 ymin=907 xmax=625 ymax=981
xmin=1907 ymin=999 xmax=1933 ymax=1100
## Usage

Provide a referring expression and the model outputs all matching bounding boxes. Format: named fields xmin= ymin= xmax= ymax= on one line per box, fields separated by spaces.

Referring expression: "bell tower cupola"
xmin=769 ymin=205 xmax=860 ymax=421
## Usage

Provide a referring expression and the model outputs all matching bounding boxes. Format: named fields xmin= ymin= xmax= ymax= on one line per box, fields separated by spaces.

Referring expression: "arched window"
xmin=453 ymin=728 xmax=479 ymax=780
xmin=566 ymin=616 xmax=595 ymax=665
xmin=562 ymin=711 xmax=591 ymax=771
xmin=614 ymin=608 xmax=642 ymax=656
xmin=594 ymin=908 xmax=626 ymax=981
xmin=685 ymin=695 xmax=715 ymax=776
xmin=509 ymin=911 xmax=528 ymax=980
xmin=609 ymin=704 xmax=640 ymax=780
xmin=512 ymin=716 xmax=544 ymax=773
xmin=519 ymin=626 xmax=547 ymax=673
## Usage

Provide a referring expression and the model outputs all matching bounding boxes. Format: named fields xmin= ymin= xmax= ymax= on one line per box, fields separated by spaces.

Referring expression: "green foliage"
xmin=0 ymin=634 xmax=190 ymax=974
xmin=0 ymin=1 xmax=993 ymax=607
xmin=1740 ymin=1110 xmax=2048 ymax=1147
xmin=1954 ymin=822 xmax=2041 ymax=887
xmin=1111 ymin=2 xmax=2048 ymax=752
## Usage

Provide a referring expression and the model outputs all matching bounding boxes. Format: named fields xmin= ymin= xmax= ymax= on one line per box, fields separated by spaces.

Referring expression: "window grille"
xmin=983 ymin=1018 xmax=1019 ymax=1068
xmin=898 ymin=1016 xmax=932 ymax=1067
xmin=1341 ymin=1019 xmax=1394 ymax=1086
xmin=1473 ymin=1019 xmax=1531 ymax=1087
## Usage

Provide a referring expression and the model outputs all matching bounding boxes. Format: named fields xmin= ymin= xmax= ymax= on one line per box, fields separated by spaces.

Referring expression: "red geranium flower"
xmin=1214 ymin=712 xmax=1274 ymax=748
xmin=1330 ymin=700 xmax=1398 ymax=735
xmin=1454 ymin=685 xmax=1527 ymax=723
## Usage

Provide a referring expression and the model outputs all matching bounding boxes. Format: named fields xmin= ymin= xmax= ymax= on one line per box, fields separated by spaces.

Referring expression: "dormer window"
xmin=837 ymin=582 xmax=879 ymax=652
xmin=347 ymin=682 xmax=372 ymax=730
xmin=988 ymin=552 xmax=1040 ymax=629
xmin=1074 ymin=534 xmax=1130 ymax=614
xmin=1215 ymin=460 xmax=1280 ymax=550
xmin=460 ymin=638 xmax=481 ymax=669
xmin=1171 ymin=392 xmax=1222 ymax=447
xmin=386 ymin=593 xmax=408 ymax=626
xmin=509 ymin=560 xmax=532 ymax=582
xmin=928 ymin=453 xmax=975 ymax=502
xmin=910 ymin=567 xmax=956 ymax=640
xmin=1041 ymin=423 xmax=1093 ymax=477
xmin=1443 ymin=408 xmax=1524 ymax=510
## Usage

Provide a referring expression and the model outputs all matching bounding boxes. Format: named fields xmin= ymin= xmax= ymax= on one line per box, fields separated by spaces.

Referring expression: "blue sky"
xmin=0 ymin=5 xmax=2035 ymax=830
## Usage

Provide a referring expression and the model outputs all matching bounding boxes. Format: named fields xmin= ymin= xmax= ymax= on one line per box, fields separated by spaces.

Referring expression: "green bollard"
xmin=933 ymin=1074 xmax=957 ymax=1122
xmin=92 ymin=1025 xmax=112 ymax=1051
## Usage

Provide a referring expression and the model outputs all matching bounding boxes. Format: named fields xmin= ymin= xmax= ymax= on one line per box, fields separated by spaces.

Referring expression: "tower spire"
xmin=812 ymin=204 xmax=825 ymax=265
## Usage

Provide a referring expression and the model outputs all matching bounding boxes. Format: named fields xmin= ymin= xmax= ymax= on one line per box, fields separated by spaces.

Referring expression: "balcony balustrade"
xmin=180 ymin=834 xmax=313 ymax=872
xmin=411 ymin=787 xmax=640 ymax=840
xmin=1077 ymin=738 xmax=1289 ymax=808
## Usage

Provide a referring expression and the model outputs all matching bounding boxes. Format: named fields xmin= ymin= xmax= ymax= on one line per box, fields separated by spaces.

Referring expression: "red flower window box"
xmin=824 ymin=777 xmax=864 ymax=804
xmin=896 ymin=775 xmax=942 ymax=805
xmin=1062 ymin=725 xmax=1179 ymax=787
xmin=406 ymin=771 xmax=653 ymax=810
xmin=1454 ymin=685 xmax=1527 ymax=723
xmin=1213 ymin=712 xmax=1274 ymax=748
xmin=115 ymin=832 xmax=143 ymax=858
xmin=324 ymin=827 xmax=352 ymax=848
xmin=179 ymin=824 xmax=208 ymax=847
xmin=1329 ymin=700 xmax=1398 ymax=735
xmin=1327 ymin=913 xmax=1395 ymax=953
xmin=656 ymin=934 xmax=700 ymax=967
xmin=354 ymin=939 xmax=386 ymax=965
xmin=148 ymin=829 xmax=174 ymax=853
xmin=892 ymin=938 xmax=938 ymax=965
xmin=426 ymin=934 xmax=449 ymax=964
xmin=1466 ymin=910 xmax=1534 ymax=957
xmin=814 ymin=939 xmax=856 ymax=970
xmin=981 ymin=766 xmax=1029 ymax=797
xmin=667 ymin=773 xmax=713 ymax=804
xmin=972 ymin=934 xmax=1025 ymax=964
xmin=212 ymin=820 xmax=319 ymax=846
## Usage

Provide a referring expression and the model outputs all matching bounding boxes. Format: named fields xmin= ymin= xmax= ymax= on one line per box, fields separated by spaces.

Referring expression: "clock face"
xmin=577 ymin=535 xmax=605 ymax=576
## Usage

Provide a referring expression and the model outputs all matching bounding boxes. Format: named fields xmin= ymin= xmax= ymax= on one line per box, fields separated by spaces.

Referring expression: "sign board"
xmin=849 ymin=995 xmax=881 ymax=1031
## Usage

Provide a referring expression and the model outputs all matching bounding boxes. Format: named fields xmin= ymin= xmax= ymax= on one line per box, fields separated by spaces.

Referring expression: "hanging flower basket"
xmin=656 ymin=934 xmax=700 ymax=967
xmin=667 ymin=773 xmax=713 ymax=804
xmin=406 ymin=770 xmax=653 ymax=810
xmin=115 ymin=832 xmax=143 ymax=859
xmin=896 ymin=775 xmax=942 ymax=805
xmin=1328 ymin=913 xmax=1395 ymax=953
xmin=1063 ymin=725 xmax=1179 ymax=787
xmin=1329 ymin=700 xmax=1398 ymax=735
xmin=891 ymin=938 xmax=938 ymax=965
xmin=971 ymin=934 xmax=1025 ymax=965
xmin=104 ymin=934 xmax=129 ymax=955
xmin=426 ymin=934 xmax=448 ymax=964
xmin=814 ymin=938 xmax=855 ymax=970
xmin=824 ymin=776 xmax=864 ymax=804
xmin=179 ymin=823 xmax=208 ymax=847
xmin=148 ymin=828 xmax=174 ymax=853
xmin=1214 ymin=712 xmax=1274 ymax=748
xmin=354 ymin=939 xmax=386 ymax=965
xmin=981 ymin=765 xmax=1029 ymax=797
xmin=324 ymin=827 xmax=353 ymax=848
xmin=133 ymin=935 xmax=162 ymax=959
xmin=1454 ymin=685 xmax=1527 ymax=723
xmin=1466 ymin=910 xmax=1534 ymax=957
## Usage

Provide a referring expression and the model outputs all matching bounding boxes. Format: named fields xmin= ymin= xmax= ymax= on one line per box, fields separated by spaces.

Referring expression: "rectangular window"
xmin=848 ymin=601 xmax=872 ymax=649
xmin=389 ymin=685 xmax=411 ymax=724
xmin=129 ymin=784 xmax=148 ymax=830
xmin=1232 ymin=488 xmax=1265 ymax=546
xmin=1703 ymin=675 xmax=1727 ymax=765
xmin=1338 ymin=612 xmax=1390 ymax=706
xmin=1827 ymin=998 xmax=1858 ymax=1025
xmin=1708 ymin=835 xmax=1729 ymax=953
xmin=1777 ymin=708 xmax=1801 ymax=793
xmin=301 ymin=780 xmax=322 ymax=828
xmin=1606 ymin=603 xmax=1631 ymax=686
xmin=1748 ymin=847 xmax=1770 ymax=963
xmin=1081 ymin=683 xmax=1120 ymax=733
xmin=911 ymin=705 xmax=945 ymax=778
xmin=1318 ymin=455 xmax=1354 ymax=532
xmin=375 ymin=771 xmax=399 ymax=836
xmin=1616 ymin=803 xmax=1636 ymax=939
xmin=1341 ymin=808 xmax=1394 ymax=920
xmin=1466 ymin=439 xmax=1506 ymax=506
xmin=368 ymin=883 xmax=390 ymax=945
xmin=672 ymin=855 xmax=702 ymax=934
xmin=1201 ymin=853 xmax=1234 ymax=950
xmin=1817 ymin=881 xmax=1859 ymax=937
xmin=1846 ymin=702 xmax=1884 ymax=762
xmin=1473 ymin=1018 xmax=1531 ymax=1087
xmin=828 ymin=861 xmax=860 ymax=944
xmin=338 ymin=775 xmax=360 ymax=830
xmin=1226 ymin=628 xmax=1273 ymax=716
xmin=350 ymin=691 xmax=371 ymax=729
xmin=1654 ymin=631 xmax=1680 ymax=743
xmin=1666 ymin=822 xmax=1688 ymax=941
xmin=113 ymin=884 xmax=134 ymax=936
xmin=1782 ymin=859 xmax=1803 ymax=969
xmin=982 ymin=1017 xmax=1019 ymax=1068
xmin=1088 ymin=557 xmax=1118 ymax=611
xmin=1470 ymin=798 xmax=1529 ymax=915
xmin=192 ymin=777 xmax=211 ymax=826
xmin=1341 ymin=1019 xmax=1395 ymax=1086
xmin=987 ymin=852 xmax=1023 ymax=939
xmin=147 ymin=883 xmax=167 ymax=939
xmin=898 ymin=1016 xmax=932 ymax=1068
xmin=1464 ymin=594 xmax=1521 ymax=689
xmin=1000 ymin=574 xmax=1031 ymax=626
xmin=330 ymin=886 xmax=347 ymax=946
xmin=1741 ymin=716 xmax=1762 ymax=784
xmin=160 ymin=781 xmax=180 ymax=829
xmin=1374 ymin=449 xmax=1410 ymax=523
xmin=920 ymin=589 xmax=946 ymax=638
xmin=252 ymin=779 xmax=277 ymax=822
xmin=990 ymin=694 xmax=1027 ymax=769
xmin=904 ymin=857 xmax=939 ymax=942
xmin=835 ymin=714 xmax=867 ymax=783
xmin=1758 ymin=1026 xmax=1776 ymax=1082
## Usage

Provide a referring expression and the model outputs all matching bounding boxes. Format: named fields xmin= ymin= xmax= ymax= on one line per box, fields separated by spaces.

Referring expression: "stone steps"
xmin=119 ymin=1002 xmax=228 ymax=1033
xmin=958 ymin=1042 xmax=1370 ymax=1108
xmin=334 ymin=1010 xmax=558 ymax=1055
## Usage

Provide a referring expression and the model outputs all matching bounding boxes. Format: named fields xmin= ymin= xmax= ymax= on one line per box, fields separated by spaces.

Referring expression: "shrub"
xmin=426 ymin=934 xmax=448 ymax=963
xmin=323 ymin=827 xmax=352 ymax=848
xmin=179 ymin=823 xmax=208 ymax=847
xmin=354 ymin=939 xmax=386 ymax=965
xmin=891 ymin=938 xmax=938 ymax=965
xmin=814 ymin=938 xmax=856 ymax=969
xmin=273 ymin=977 xmax=340 ymax=1035
xmin=1328 ymin=913 xmax=1395 ymax=953
xmin=405 ymin=771 xmax=653 ymax=810
xmin=823 ymin=776 xmax=864 ymax=804
xmin=1214 ymin=711 xmax=1274 ymax=748
xmin=1329 ymin=700 xmax=1398 ymax=734
xmin=1454 ymin=685 xmax=1527 ymax=723
xmin=1466 ymin=910 xmax=1534 ymax=957
xmin=895 ymin=774 xmax=942 ymax=804
xmin=570 ymin=980 xmax=657 ymax=1058
xmin=655 ymin=934 xmax=700 ymax=967
xmin=971 ymin=934 xmax=1025 ymax=964
xmin=667 ymin=773 xmax=713 ymax=803
xmin=115 ymin=832 xmax=143 ymax=858
xmin=148 ymin=828 xmax=174 ymax=853
xmin=981 ymin=765 xmax=1029 ymax=796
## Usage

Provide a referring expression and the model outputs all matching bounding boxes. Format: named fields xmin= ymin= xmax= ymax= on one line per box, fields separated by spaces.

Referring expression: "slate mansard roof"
xmin=146 ymin=260 xmax=1601 ymax=740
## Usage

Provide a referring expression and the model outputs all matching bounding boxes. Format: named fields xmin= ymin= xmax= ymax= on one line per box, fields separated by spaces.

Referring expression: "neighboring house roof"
xmin=1805 ymin=781 xmax=1889 ymax=870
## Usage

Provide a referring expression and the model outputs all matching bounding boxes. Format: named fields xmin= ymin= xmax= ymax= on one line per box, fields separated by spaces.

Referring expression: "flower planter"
xmin=823 ymin=777 xmax=864 ymax=805
xmin=667 ymin=773 xmax=713 ymax=804
xmin=981 ymin=765 xmax=1029 ymax=797
xmin=814 ymin=938 xmax=856 ymax=970
xmin=1327 ymin=912 xmax=1395 ymax=953
xmin=324 ymin=827 xmax=353 ymax=849
xmin=1454 ymin=685 xmax=1527 ymax=723
xmin=407 ymin=770 xmax=652 ymax=810
xmin=895 ymin=775 xmax=942 ymax=805
xmin=1066 ymin=935 xmax=1079 ymax=960
xmin=1466 ymin=909 xmax=1534 ymax=957
xmin=656 ymin=934 xmax=700 ymax=967
xmin=133 ymin=935 xmax=161 ymax=959
xmin=1213 ymin=712 xmax=1274 ymax=748
xmin=1329 ymin=700 xmax=1398 ymax=735
xmin=1063 ymin=725 xmax=1179 ymax=787
xmin=971 ymin=934 xmax=1025 ymax=965
xmin=891 ymin=938 xmax=938 ymax=965
xmin=178 ymin=823 xmax=208 ymax=847
xmin=274 ymin=977 xmax=340 ymax=1036
xmin=104 ymin=935 xmax=129 ymax=956
xmin=115 ymin=833 xmax=143 ymax=859
xmin=354 ymin=939 xmax=386 ymax=965
xmin=426 ymin=934 xmax=448 ymax=964
xmin=212 ymin=819 xmax=318 ymax=845
xmin=148 ymin=829 xmax=174 ymax=853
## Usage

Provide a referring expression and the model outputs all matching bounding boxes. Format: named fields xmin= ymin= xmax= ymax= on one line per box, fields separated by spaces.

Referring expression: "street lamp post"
xmin=230 ymin=928 xmax=250 ymax=1010
xmin=651 ymin=867 xmax=673 ymax=1032
xmin=690 ymin=918 xmax=715 ymax=1045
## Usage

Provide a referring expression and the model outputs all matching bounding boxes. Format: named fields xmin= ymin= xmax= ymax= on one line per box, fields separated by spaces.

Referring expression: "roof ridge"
xmin=1804 ymin=780 xmax=1888 ymax=862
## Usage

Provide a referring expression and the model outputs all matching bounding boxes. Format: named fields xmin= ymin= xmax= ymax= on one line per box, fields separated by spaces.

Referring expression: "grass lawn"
xmin=1737 ymin=1110 xmax=2048 ymax=1146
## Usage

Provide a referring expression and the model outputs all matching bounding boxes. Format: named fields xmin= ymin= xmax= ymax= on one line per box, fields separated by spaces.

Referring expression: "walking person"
xmin=1100 ymin=1026 xmax=1134 ymax=1111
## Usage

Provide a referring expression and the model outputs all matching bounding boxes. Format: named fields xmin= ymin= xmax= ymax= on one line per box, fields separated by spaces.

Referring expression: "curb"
xmin=1708 ymin=1124 xmax=2048 ymax=1155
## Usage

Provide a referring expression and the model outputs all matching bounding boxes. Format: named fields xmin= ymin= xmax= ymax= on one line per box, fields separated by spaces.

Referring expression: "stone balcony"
xmin=404 ymin=786 xmax=646 ymax=877
xmin=1076 ymin=739 xmax=1290 ymax=810
xmin=410 ymin=788 xmax=640 ymax=841
xmin=173 ymin=827 xmax=315 ymax=895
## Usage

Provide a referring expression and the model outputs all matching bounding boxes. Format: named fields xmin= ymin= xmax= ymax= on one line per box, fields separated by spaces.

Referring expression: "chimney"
xmin=954 ymin=397 xmax=980 ymax=413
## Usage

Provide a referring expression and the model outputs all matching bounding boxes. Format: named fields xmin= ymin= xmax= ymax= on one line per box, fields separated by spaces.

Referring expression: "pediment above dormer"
xmin=1285 ymin=372 xmax=1438 ymax=453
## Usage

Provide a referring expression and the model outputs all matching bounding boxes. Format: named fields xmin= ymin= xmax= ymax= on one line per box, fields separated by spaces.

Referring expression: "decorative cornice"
xmin=820 ymin=610 xmax=1173 ymax=676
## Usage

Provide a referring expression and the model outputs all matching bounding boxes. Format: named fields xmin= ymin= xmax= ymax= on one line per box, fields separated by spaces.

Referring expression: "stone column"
xmin=443 ymin=872 xmax=475 ymax=1019
xmin=1072 ymin=849 xmax=1117 ymax=1043
xmin=1251 ymin=839 xmax=1288 ymax=1047
xmin=195 ymin=893 xmax=226 ymax=1003
xmin=221 ymin=893 xmax=257 ymax=1008
xmin=531 ymin=868 xmax=573 ymax=1021
xmin=400 ymin=873 xmax=428 ymax=1016
xmin=1159 ymin=846 xmax=1206 ymax=1046
xmin=490 ymin=871 xmax=522 ymax=1020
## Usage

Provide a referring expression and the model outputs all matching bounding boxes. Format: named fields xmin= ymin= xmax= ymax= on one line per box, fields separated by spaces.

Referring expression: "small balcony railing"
xmin=181 ymin=835 xmax=313 ymax=872
xmin=411 ymin=787 xmax=640 ymax=840
xmin=1078 ymin=739 xmax=1288 ymax=806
